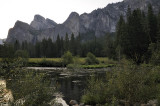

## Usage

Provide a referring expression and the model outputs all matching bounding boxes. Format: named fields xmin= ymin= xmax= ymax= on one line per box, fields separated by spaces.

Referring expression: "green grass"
xmin=80 ymin=64 xmax=114 ymax=69
xmin=28 ymin=57 xmax=115 ymax=63
xmin=29 ymin=58 xmax=62 ymax=63
xmin=28 ymin=58 xmax=63 ymax=67
xmin=0 ymin=57 xmax=116 ymax=68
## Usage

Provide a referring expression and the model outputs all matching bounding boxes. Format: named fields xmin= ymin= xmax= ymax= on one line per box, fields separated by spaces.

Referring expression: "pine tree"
xmin=147 ymin=4 xmax=158 ymax=43
xmin=64 ymin=33 xmax=69 ymax=52
xmin=41 ymin=39 xmax=48 ymax=57
xmin=157 ymin=11 xmax=160 ymax=43
xmin=76 ymin=33 xmax=82 ymax=56
xmin=46 ymin=38 xmax=53 ymax=57
xmin=70 ymin=33 xmax=76 ymax=55
xmin=35 ymin=42 xmax=41 ymax=58
xmin=116 ymin=15 xmax=126 ymax=61
xmin=14 ymin=40 xmax=20 ymax=51
xmin=119 ymin=9 xmax=150 ymax=64
xmin=60 ymin=37 xmax=64 ymax=56
xmin=56 ymin=34 xmax=61 ymax=57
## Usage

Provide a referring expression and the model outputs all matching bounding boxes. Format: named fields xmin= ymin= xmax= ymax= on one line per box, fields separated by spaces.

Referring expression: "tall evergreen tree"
xmin=46 ymin=38 xmax=53 ymax=57
xmin=115 ymin=15 xmax=126 ymax=61
xmin=76 ymin=33 xmax=82 ymax=56
xmin=41 ymin=39 xmax=48 ymax=57
xmin=70 ymin=33 xmax=76 ymax=55
xmin=35 ymin=42 xmax=41 ymax=58
xmin=157 ymin=11 xmax=160 ymax=43
xmin=56 ymin=34 xmax=61 ymax=57
xmin=60 ymin=37 xmax=64 ymax=56
xmin=14 ymin=40 xmax=20 ymax=51
xmin=64 ymin=33 xmax=69 ymax=52
xmin=147 ymin=4 xmax=158 ymax=43
xmin=120 ymin=9 xmax=149 ymax=64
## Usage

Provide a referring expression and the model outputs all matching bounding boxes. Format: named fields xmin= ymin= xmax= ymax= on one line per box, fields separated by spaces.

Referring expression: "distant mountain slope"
xmin=0 ymin=39 xmax=2 ymax=44
xmin=0 ymin=38 xmax=6 ymax=44
xmin=6 ymin=0 xmax=160 ymax=43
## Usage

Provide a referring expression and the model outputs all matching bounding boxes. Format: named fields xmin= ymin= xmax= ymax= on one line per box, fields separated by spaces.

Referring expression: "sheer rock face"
xmin=6 ymin=0 xmax=160 ymax=43
xmin=63 ymin=12 xmax=80 ymax=37
xmin=6 ymin=21 xmax=36 ymax=43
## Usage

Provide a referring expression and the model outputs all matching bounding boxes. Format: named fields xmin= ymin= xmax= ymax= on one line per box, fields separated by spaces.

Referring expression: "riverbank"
xmin=27 ymin=58 xmax=116 ymax=69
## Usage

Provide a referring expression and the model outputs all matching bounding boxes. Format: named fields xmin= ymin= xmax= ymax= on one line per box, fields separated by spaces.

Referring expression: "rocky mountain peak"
xmin=33 ymin=14 xmax=45 ymax=23
xmin=30 ymin=14 xmax=57 ymax=30
xmin=63 ymin=12 xmax=80 ymax=36
xmin=14 ymin=20 xmax=31 ymax=30
xmin=14 ymin=20 xmax=27 ymax=27
xmin=68 ymin=12 xmax=79 ymax=19
xmin=46 ymin=18 xmax=57 ymax=27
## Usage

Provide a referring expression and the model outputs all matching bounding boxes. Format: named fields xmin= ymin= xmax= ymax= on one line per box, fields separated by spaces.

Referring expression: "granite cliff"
xmin=6 ymin=0 xmax=160 ymax=43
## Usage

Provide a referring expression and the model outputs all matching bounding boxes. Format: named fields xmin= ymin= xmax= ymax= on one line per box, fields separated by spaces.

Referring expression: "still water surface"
xmin=45 ymin=68 xmax=107 ymax=104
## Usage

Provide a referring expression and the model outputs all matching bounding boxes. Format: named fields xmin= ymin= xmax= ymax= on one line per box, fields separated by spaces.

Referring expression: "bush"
xmin=7 ymin=71 xmax=55 ymax=106
xmin=0 ymin=58 xmax=26 ymax=78
xmin=62 ymin=51 xmax=73 ymax=65
xmin=81 ymin=65 xmax=160 ymax=105
xmin=0 ymin=58 xmax=56 ymax=105
xmin=14 ymin=50 xmax=29 ymax=58
xmin=81 ymin=76 xmax=107 ymax=105
xmin=150 ymin=50 xmax=160 ymax=65
xmin=85 ymin=52 xmax=99 ymax=65
xmin=14 ymin=50 xmax=29 ymax=66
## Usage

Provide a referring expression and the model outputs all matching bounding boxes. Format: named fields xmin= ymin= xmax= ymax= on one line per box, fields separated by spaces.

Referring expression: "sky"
xmin=0 ymin=0 xmax=122 ymax=39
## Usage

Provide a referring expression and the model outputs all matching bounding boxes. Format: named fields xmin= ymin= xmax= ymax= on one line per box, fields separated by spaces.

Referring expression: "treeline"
xmin=115 ymin=4 xmax=160 ymax=64
xmin=5 ymin=33 xmax=115 ymax=58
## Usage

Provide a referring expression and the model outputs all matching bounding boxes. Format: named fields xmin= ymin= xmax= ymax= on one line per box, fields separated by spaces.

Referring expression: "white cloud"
xmin=0 ymin=0 xmax=122 ymax=39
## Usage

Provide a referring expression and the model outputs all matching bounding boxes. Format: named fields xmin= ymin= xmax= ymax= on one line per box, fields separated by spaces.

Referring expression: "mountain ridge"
xmin=6 ymin=0 xmax=160 ymax=43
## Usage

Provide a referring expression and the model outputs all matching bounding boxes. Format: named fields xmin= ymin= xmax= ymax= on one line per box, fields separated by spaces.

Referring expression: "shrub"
xmin=7 ymin=71 xmax=55 ymax=106
xmin=150 ymin=50 xmax=160 ymax=65
xmin=0 ymin=58 xmax=26 ymax=78
xmin=14 ymin=50 xmax=29 ymax=66
xmin=81 ymin=76 xmax=107 ymax=105
xmin=0 ymin=58 xmax=56 ymax=105
xmin=85 ymin=52 xmax=99 ymax=65
xmin=81 ymin=65 xmax=160 ymax=105
xmin=14 ymin=50 xmax=29 ymax=58
xmin=62 ymin=51 xmax=73 ymax=65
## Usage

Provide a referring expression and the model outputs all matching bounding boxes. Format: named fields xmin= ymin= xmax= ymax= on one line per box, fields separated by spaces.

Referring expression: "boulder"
xmin=69 ymin=100 xmax=78 ymax=105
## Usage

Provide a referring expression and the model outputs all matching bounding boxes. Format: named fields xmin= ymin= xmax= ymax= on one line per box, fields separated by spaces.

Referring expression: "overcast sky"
xmin=0 ymin=0 xmax=122 ymax=39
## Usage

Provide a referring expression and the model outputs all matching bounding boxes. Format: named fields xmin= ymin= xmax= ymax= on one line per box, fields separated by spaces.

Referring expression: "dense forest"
xmin=0 ymin=31 xmax=116 ymax=59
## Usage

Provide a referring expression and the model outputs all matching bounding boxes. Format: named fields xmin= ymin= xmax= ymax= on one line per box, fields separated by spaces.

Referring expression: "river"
xmin=28 ymin=67 xmax=108 ymax=105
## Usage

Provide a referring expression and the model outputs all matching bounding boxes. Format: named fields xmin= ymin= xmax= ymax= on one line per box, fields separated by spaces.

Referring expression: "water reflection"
xmin=48 ymin=69 xmax=107 ymax=104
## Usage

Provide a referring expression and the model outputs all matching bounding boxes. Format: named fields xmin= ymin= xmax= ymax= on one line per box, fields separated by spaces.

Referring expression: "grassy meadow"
xmin=27 ymin=57 xmax=116 ymax=68
xmin=29 ymin=57 xmax=115 ymax=64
